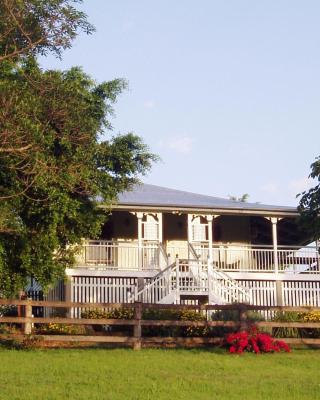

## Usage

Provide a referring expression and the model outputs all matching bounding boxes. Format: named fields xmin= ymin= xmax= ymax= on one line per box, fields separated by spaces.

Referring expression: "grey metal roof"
xmin=116 ymin=184 xmax=297 ymax=214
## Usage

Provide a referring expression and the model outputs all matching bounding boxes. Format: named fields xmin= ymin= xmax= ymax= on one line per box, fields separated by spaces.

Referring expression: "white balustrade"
xmin=77 ymin=241 xmax=320 ymax=274
xmin=194 ymin=244 xmax=320 ymax=274
xmin=80 ymin=240 xmax=167 ymax=271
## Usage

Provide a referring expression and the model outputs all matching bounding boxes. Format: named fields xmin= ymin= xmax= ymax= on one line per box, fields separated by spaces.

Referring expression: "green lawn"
xmin=0 ymin=348 xmax=319 ymax=400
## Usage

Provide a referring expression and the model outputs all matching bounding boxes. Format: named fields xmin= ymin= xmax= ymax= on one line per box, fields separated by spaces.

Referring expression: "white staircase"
xmin=131 ymin=257 xmax=251 ymax=305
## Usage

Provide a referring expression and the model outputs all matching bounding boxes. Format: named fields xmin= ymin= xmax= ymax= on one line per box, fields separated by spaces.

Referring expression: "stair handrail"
xmin=130 ymin=260 xmax=177 ymax=302
xmin=159 ymin=242 xmax=169 ymax=268
xmin=210 ymin=267 xmax=251 ymax=302
xmin=188 ymin=242 xmax=201 ymax=261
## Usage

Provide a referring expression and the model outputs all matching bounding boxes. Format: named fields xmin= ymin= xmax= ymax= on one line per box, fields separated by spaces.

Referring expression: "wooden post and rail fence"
xmin=1 ymin=299 xmax=320 ymax=348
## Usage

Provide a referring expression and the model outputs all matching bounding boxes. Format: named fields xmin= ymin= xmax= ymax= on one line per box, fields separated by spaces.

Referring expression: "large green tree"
xmin=0 ymin=1 xmax=157 ymax=296
xmin=0 ymin=0 xmax=93 ymax=61
xmin=298 ymin=157 xmax=320 ymax=240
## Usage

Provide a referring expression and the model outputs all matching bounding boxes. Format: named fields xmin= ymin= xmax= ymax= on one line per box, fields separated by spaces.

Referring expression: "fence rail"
xmin=1 ymin=300 xmax=320 ymax=348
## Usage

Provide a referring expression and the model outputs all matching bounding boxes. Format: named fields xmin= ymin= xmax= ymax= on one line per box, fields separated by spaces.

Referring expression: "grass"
xmin=0 ymin=348 xmax=319 ymax=400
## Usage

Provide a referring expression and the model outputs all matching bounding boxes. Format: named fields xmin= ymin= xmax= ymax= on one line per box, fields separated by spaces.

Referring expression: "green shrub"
xmin=272 ymin=311 xmax=302 ymax=338
xmin=180 ymin=310 xmax=208 ymax=337
xmin=20 ymin=335 xmax=44 ymax=350
xmin=142 ymin=309 xmax=208 ymax=337
xmin=81 ymin=307 xmax=134 ymax=320
xmin=299 ymin=311 xmax=320 ymax=338
xmin=0 ymin=305 xmax=17 ymax=317
xmin=81 ymin=307 xmax=134 ymax=334
xmin=36 ymin=323 xmax=86 ymax=335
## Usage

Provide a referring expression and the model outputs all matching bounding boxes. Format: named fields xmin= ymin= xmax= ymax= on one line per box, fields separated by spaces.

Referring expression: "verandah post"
xmin=271 ymin=217 xmax=279 ymax=274
xmin=137 ymin=212 xmax=144 ymax=271
xmin=133 ymin=302 xmax=142 ymax=350
xmin=175 ymin=256 xmax=180 ymax=303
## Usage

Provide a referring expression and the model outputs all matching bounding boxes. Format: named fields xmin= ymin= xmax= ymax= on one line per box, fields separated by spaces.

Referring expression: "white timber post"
xmin=187 ymin=214 xmax=193 ymax=260
xmin=187 ymin=214 xmax=193 ymax=243
xmin=157 ymin=212 xmax=163 ymax=269
xmin=157 ymin=212 xmax=163 ymax=243
xmin=137 ymin=212 xmax=144 ymax=271
xmin=175 ymin=255 xmax=180 ymax=303
xmin=271 ymin=217 xmax=279 ymax=274
xmin=206 ymin=215 xmax=214 ymax=262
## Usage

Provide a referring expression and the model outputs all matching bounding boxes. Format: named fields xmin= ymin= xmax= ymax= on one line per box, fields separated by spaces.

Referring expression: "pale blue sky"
xmin=40 ymin=0 xmax=320 ymax=206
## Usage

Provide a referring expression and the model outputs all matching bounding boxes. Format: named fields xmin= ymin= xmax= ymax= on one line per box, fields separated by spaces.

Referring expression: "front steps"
xmin=131 ymin=259 xmax=251 ymax=305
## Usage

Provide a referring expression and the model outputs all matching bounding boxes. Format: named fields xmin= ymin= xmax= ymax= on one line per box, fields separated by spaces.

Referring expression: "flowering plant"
xmin=225 ymin=327 xmax=290 ymax=354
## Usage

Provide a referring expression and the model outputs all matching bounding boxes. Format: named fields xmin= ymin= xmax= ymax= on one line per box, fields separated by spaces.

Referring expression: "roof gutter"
xmin=102 ymin=203 xmax=299 ymax=218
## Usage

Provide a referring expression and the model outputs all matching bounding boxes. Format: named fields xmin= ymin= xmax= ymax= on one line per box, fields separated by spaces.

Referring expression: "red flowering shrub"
xmin=226 ymin=327 xmax=290 ymax=354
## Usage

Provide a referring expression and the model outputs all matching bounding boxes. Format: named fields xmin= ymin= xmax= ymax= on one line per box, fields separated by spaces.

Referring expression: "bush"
xmin=0 ymin=305 xmax=19 ymax=334
xmin=142 ymin=309 xmax=208 ymax=337
xmin=20 ymin=335 xmax=44 ymax=350
xmin=180 ymin=310 xmax=208 ymax=337
xmin=210 ymin=307 xmax=265 ymax=337
xmin=81 ymin=307 xmax=134 ymax=334
xmin=299 ymin=311 xmax=320 ymax=338
xmin=0 ymin=305 xmax=17 ymax=317
xmin=36 ymin=323 xmax=85 ymax=335
xmin=272 ymin=311 xmax=302 ymax=338
xmin=226 ymin=326 xmax=290 ymax=354
xmin=142 ymin=308 xmax=181 ymax=337
xmin=81 ymin=308 xmax=134 ymax=320
xmin=81 ymin=307 xmax=209 ymax=337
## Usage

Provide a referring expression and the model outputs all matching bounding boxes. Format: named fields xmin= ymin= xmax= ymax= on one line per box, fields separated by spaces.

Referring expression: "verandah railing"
xmin=1 ymin=299 xmax=320 ymax=348
xmin=193 ymin=244 xmax=320 ymax=273
xmin=77 ymin=241 xmax=320 ymax=274
xmin=79 ymin=240 xmax=168 ymax=271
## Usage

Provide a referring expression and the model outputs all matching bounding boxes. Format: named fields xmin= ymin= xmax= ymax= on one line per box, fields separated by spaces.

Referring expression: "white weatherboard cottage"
xmin=57 ymin=184 xmax=319 ymax=307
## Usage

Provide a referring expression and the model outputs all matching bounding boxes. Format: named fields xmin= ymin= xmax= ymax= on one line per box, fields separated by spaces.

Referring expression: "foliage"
xmin=299 ymin=311 xmax=320 ymax=338
xmin=82 ymin=307 xmax=208 ymax=337
xmin=36 ymin=323 xmax=85 ymax=335
xmin=271 ymin=311 xmax=320 ymax=339
xmin=226 ymin=326 xmax=290 ymax=354
xmin=211 ymin=307 xmax=265 ymax=336
xmin=179 ymin=309 xmax=208 ymax=337
xmin=81 ymin=307 xmax=134 ymax=320
xmin=301 ymin=311 xmax=320 ymax=322
xmin=228 ymin=194 xmax=249 ymax=202
xmin=0 ymin=323 xmax=19 ymax=335
xmin=20 ymin=335 xmax=44 ymax=349
xmin=0 ymin=305 xmax=17 ymax=317
xmin=298 ymin=156 xmax=320 ymax=239
xmin=81 ymin=307 xmax=134 ymax=333
xmin=142 ymin=307 xmax=181 ymax=320
xmin=272 ymin=311 xmax=302 ymax=338
xmin=0 ymin=2 xmax=157 ymax=296
xmin=0 ymin=0 xmax=94 ymax=62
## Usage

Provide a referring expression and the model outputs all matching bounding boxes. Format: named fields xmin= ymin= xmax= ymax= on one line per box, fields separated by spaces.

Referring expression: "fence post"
xmin=239 ymin=304 xmax=248 ymax=332
xmin=133 ymin=302 xmax=142 ymax=350
xmin=24 ymin=299 xmax=33 ymax=335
